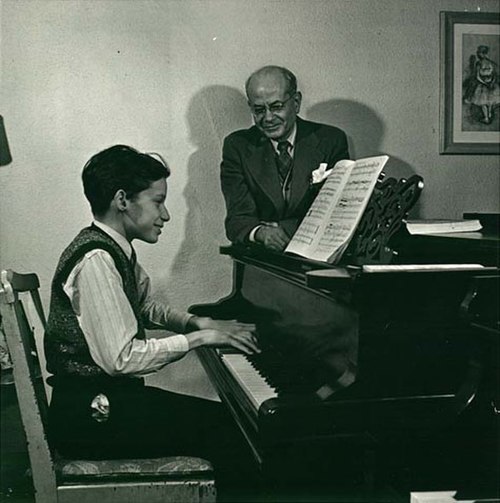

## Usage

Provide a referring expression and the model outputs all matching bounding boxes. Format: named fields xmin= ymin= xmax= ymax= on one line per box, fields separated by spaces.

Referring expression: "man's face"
xmin=124 ymin=178 xmax=170 ymax=243
xmin=247 ymin=72 xmax=301 ymax=142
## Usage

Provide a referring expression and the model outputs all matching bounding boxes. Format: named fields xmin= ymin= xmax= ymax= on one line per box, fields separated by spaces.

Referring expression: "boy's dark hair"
xmin=82 ymin=145 xmax=170 ymax=216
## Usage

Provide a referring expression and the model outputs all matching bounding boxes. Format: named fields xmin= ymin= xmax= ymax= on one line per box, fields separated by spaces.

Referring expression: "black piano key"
xmin=247 ymin=350 xmax=323 ymax=396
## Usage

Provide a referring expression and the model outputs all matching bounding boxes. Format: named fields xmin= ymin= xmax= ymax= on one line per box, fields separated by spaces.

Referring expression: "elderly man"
xmin=221 ymin=65 xmax=350 ymax=252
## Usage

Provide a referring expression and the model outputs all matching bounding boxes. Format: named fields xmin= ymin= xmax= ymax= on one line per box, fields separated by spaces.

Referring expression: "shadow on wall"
xmin=307 ymin=99 xmax=422 ymax=217
xmin=169 ymin=95 xmax=423 ymax=305
xmin=168 ymin=86 xmax=252 ymax=304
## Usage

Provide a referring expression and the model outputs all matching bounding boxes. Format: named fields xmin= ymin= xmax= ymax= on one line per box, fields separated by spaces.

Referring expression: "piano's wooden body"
xmin=190 ymin=229 xmax=499 ymax=499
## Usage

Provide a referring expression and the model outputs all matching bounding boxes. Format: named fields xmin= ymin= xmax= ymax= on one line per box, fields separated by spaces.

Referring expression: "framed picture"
xmin=440 ymin=11 xmax=500 ymax=154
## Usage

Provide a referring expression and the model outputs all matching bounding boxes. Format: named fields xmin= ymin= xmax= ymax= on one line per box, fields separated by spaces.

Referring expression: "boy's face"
xmin=124 ymin=178 xmax=170 ymax=243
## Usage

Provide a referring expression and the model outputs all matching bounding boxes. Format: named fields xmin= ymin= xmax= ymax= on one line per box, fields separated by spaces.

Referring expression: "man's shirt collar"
xmin=270 ymin=123 xmax=297 ymax=153
xmin=93 ymin=220 xmax=133 ymax=260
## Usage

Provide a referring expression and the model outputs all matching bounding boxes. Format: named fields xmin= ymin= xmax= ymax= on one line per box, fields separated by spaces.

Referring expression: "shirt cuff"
xmin=158 ymin=334 xmax=189 ymax=354
xmin=165 ymin=310 xmax=195 ymax=334
xmin=181 ymin=313 xmax=195 ymax=333
xmin=248 ymin=225 xmax=262 ymax=243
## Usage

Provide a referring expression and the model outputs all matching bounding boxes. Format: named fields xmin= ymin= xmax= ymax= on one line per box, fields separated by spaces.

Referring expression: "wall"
xmin=1 ymin=0 xmax=499 ymax=394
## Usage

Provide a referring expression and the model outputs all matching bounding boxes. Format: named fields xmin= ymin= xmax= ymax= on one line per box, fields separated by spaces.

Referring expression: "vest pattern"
xmin=44 ymin=225 xmax=145 ymax=377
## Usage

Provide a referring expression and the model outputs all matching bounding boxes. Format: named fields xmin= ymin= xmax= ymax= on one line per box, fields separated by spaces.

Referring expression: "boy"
xmin=44 ymin=145 xmax=259 ymax=474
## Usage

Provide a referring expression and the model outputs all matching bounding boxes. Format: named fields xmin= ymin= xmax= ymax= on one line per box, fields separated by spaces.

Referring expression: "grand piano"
xmin=190 ymin=178 xmax=499 ymax=499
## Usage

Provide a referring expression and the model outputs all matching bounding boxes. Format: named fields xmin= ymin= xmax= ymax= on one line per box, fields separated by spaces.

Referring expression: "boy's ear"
xmin=114 ymin=189 xmax=128 ymax=211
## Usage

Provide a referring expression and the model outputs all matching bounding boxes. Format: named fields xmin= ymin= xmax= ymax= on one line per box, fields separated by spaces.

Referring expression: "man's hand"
xmin=255 ymin=223 xmax=290 ymax=252
xmin=186 ymin=317 xmax=260 ymax=355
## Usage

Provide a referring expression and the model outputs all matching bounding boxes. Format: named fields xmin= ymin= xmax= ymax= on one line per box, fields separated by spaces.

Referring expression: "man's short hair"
xmin=245 ymin=66 xmax=298 ymax=98
xmin=82 ymin=145 xmax=170 ymax=216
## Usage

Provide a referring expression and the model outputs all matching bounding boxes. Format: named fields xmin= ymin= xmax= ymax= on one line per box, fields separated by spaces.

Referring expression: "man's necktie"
xmin=130 ymin=246 xmax=137 ymax=270
xmin=277 ymin=141 xmax=293 ymax=184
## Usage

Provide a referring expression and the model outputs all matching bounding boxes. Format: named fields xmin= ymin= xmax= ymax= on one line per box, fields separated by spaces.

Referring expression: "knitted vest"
xmin=44 ymin=225 xmax=145 ymax=378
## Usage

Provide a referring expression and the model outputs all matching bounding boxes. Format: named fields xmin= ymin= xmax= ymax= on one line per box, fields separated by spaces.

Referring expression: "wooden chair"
xmin=0 ymin=269 xmax=216 ymax=503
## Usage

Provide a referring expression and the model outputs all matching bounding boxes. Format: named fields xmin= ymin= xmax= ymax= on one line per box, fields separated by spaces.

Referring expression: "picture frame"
xmin=440 ymin=11 xmax=500 ymax=154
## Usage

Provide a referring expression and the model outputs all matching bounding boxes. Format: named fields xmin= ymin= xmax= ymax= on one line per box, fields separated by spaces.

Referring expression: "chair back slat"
xmin=30 ymin=288 xmax=47 ymax=328
xmin=0 ymin=269 xmax=58 ymax=502
xmin=8 ymin=271 xmax=40 ymax=293
xmin=14 ymin=298 xmax=50 ymax=422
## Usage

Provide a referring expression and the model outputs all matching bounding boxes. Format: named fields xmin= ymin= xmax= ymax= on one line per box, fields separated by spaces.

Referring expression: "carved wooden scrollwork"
xmin=342 ymin=174 xmax=424 ymax=265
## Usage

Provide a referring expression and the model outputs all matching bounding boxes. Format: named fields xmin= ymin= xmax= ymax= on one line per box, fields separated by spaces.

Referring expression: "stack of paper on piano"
xmin=285 ymin=155 xmax=388 ymax=264
xmin=360 ymin=263 xmax=485 ymax=273
xmin=405 ymin=219 xmax=482 ymax=235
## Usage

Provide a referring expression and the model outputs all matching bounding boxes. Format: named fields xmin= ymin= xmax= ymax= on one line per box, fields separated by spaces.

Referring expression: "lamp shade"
xmin=0 ymin=115 xmax=12 ymax=166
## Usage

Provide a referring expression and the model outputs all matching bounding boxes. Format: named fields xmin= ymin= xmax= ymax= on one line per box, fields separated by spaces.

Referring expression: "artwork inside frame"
xmin=440 ymin=11 xmax=500 ymax=154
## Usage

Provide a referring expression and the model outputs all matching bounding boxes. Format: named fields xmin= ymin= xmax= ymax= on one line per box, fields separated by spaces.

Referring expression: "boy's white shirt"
xmin=62 ymin=220 xmax=191 ymax=377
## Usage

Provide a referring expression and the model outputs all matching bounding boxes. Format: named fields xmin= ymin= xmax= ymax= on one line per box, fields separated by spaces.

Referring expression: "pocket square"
xmin=311 ymin=163 xmax=333 ymax=185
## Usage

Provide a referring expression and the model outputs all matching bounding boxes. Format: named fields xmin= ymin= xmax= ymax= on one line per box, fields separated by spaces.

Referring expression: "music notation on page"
xmin=286 ymin=156 xmax=389 ymax=264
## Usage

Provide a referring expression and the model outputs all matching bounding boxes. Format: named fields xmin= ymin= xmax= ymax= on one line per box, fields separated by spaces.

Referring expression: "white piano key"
xmin=221 ymin=353 xmax=278 ymax=410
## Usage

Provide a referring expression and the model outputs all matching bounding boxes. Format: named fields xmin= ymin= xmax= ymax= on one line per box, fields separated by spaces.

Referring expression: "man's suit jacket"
xmin=221 ymin=117 xmax=350 ymax=244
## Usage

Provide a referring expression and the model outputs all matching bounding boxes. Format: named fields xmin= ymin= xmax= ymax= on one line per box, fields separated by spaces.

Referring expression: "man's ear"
xmin=113 ymin=189 xmax=128 ymax=212
xmin=294 ymin=91 xmax=302 ymax=113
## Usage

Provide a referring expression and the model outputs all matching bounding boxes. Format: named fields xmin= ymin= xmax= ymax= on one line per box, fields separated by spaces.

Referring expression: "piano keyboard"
xmin=221 ymin=353 xmax=278 ymax=410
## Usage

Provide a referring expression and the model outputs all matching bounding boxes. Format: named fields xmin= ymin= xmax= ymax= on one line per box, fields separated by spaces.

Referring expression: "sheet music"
xmin=286 ymin=156 xmax=388 ymax=263
xmin=286 ymin=160 xmax=352 ymax=251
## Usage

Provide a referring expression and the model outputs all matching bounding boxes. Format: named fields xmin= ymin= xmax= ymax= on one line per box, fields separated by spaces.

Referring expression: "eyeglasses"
xmin=249 ymin=94 xmax=295 ymax=117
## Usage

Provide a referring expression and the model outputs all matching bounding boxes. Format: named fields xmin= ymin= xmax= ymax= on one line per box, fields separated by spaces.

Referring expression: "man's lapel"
xmin=246 ymin=134 xmax=286 ymax=216
xmin=288 ymin=119 xmax=322 ymax=214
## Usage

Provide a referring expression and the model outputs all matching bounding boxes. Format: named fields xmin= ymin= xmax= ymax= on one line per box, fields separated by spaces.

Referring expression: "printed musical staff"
xmin=285 ymin=156 xmax=389 ymax=263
